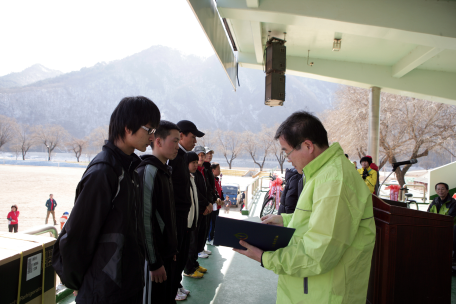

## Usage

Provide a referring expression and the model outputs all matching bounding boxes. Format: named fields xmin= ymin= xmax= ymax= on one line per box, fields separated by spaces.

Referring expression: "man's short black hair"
xmin=274 ymin=111 xmax=329 ymax=149
xmin=435 ymin=182 xmax=449 ymax=190
xmin=108 ymin=96 xmax=160 ymax=142
xmin=151 ymin=120 xmax=181 ymax=149
xmin=211 ymin=163 xmax=220 ymax=170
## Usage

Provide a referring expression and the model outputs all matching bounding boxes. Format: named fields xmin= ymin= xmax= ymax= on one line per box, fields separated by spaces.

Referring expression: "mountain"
xmin=0 ymin=46 xmax=339 ymax=137
xmin=0 ymin=64 xmax=63 ymax=88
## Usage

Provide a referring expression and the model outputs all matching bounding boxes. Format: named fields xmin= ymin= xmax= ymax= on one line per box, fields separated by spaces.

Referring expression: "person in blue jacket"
xmin=278 ymin=168 xmax=303 ymax=214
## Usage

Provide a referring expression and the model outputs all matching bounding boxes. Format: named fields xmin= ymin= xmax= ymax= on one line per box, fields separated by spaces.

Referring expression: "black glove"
xmin=362 ymin=169 xmax=369 ymax=180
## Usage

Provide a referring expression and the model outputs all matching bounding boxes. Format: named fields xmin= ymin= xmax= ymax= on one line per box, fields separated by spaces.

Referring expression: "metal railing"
xmin=379 ymin=183 xmax=428 ymax=206
xmin=20 ymin=224 xmax=59 ymax=239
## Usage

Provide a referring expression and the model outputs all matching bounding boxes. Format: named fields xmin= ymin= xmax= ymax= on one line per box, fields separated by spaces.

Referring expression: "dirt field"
xmin=0 ymin=165 xmax=86 ymax=233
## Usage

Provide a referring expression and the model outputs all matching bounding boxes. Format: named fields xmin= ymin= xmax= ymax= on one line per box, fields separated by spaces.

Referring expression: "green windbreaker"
xmin=262 ymin=143 xmax=376 ymax=304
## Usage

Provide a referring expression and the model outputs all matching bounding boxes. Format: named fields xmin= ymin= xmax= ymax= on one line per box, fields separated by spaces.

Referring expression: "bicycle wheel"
xmin=260 ymin=197 xmax=276 ymax=218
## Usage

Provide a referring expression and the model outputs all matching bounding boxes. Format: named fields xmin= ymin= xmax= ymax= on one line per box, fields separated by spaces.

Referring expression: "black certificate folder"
xmin=213 ymin=217 xmax=296 ymax=251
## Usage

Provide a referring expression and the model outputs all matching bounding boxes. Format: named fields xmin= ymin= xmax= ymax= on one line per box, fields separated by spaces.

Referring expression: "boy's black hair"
xmin=151 ymin=120 xmax=181 ymax=149
xmin=274 ymin=111 xmax=329 ymax=149
xmin=211 ymin=163 xmax=220 ymax=170
xmin=435 ymin=182 xmax=449 ymax=190
xmin=108 ymin=96 xmax=161 ymax=142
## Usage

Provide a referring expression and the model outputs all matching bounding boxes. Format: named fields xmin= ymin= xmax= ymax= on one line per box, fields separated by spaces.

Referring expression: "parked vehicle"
xmin=222 ymin=183 xmax=240 ymax=207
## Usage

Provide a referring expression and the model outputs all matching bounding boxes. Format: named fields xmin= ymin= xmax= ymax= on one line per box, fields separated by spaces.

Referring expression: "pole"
xmin=368 ymin=87 xmax=381 ymax=164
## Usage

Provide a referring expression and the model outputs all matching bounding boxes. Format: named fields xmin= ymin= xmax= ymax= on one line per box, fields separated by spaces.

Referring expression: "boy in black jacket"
xmin=184 ymin=146 xmax=212 ymax=277
xmin=137 ymin=120 xmax=180 ymax=304
xmin=52 ymin=97 xmax=160 ymax=304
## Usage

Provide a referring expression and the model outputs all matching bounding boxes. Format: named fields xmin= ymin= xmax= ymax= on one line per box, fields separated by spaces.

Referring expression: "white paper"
xmin=26 ymin=252 xmax=42 ymax=281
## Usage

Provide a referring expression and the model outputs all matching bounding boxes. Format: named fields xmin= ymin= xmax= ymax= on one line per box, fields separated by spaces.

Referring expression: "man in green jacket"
xmin=234 ymin=111 xmax=376 ymax=304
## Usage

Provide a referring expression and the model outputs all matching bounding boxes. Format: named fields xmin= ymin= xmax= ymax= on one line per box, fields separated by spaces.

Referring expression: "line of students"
xmin=52 ymin=96 xmax=224 ymax=304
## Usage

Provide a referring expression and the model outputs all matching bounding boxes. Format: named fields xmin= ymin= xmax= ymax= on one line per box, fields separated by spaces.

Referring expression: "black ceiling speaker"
xmin=264 ymin=37 xmax=286 ymax=107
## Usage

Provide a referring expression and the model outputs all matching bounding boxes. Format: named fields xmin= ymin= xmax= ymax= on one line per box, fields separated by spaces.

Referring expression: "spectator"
xmin=137 ymin=120 xmax=180 ymax=303
xmin=202 ymin=147 xmax=216 ymax=255
xmin=52 ymin=96 xmax=160 ymax=304
xmin=358 ymin=156 xmax=378 ymax=194
xmin=7 ymin=205 xmax=19 ymax=233
xmin=184 ymin=146 xmax=211 ymax=278
xmin=234 ymin=111 xmax=375 ymax=304
xmin=208 ymin=162 xmax=224 ymax=245
xmin=169 ymin=120 xmax=204 ymax=299
xmin=224 ymin=196 xmax=231 ymax=214
xmin=427 ymin=182 xmax=456 ymax=266
xmin=45 ymin=194 xmax=57 ymax=225
xmin=353 ymin=161 xmax=358 ymax=169
xmin=59 ymin=212 xmax=69 ymax=230
xmin=278 ymin=168 xmax=303 ymax=215
xmin=239 ymin=191 xmax=246 ymax=214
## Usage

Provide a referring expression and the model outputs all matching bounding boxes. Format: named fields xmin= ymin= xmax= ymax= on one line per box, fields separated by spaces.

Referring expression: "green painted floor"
xmin=57 ymin=193 xmax=456 ymax=303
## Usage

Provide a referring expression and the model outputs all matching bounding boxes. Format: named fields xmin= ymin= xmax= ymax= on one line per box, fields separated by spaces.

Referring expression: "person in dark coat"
xmin=52 ymin=96 xmax=160 ymax=304
xmin=45 ymin=194 xmax=58 ymax=225
xmin=278 ymin=168 xmax=303 ymax=215
xmin=168 ymin=120 xmax=204 ymax=298
xmin=137 ymin=121 xmax=180 ymax=304
xmin=184 ymin=146 xmax=212 ymax=277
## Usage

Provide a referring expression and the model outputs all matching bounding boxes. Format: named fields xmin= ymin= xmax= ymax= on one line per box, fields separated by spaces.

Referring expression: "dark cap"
xmin=177 ymin=120 xmax=205 ymax=137
xmin=187 ymin=151 xmax=199 ymax=164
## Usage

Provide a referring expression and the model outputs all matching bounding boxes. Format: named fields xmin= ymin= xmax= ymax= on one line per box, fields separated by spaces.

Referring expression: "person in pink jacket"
xmin=7 ymin=205 xmax=19 ymax=233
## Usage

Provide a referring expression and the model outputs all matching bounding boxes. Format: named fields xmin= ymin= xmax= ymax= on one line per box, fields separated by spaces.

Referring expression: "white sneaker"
xmin=198 ymin=252 xmax=209 ymax=258
xmin=204 ymin=249 xmax=212 ymax=255
xmin=206 ymin=239 xmax=211 ymax=245
xmin=179 ymin=287 xmax=190 ymax=295
xmin=176 ymin=291 xmax=187 ymax=301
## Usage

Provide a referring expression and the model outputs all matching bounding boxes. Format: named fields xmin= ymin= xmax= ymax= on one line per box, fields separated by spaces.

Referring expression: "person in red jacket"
xmin=7 ymin=205 xmax=19 ymax=233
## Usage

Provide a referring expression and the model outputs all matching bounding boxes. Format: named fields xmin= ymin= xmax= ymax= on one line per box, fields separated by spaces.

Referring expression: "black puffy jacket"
xmin=278 ymin=168 xmax=303 ymax=215
xmin=52 ymin=142 xmax=145 ymax=304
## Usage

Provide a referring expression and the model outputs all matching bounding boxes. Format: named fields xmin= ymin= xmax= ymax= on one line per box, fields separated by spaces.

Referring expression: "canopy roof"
xmin=187 ymin=0 xmax=456 ymax=104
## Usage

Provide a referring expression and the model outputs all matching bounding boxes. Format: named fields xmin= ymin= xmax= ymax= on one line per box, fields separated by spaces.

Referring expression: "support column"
xmin=368 ymin=87 xmax=381 ymax=164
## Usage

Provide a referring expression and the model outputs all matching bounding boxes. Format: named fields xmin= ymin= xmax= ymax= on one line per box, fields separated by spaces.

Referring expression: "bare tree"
xmin=11 ymin=123 xmax=35 ymax=160
xmin=199 ymin=129 xmax=219 ymax=150
xmin=217 ymin=130 xmax=243 ymax=169
xmin=33 ymin=124 xmax=70 ymax=161
xmin=0 ymin=115 xmax=17 ymax=150
xmin=88 ymin=125 xmax=109 ymax=153
xmin=67 ymin=138 xmax=88 ymax=162
xmin=324 ymin=86 xmax=456 ymax=186
xmin=243 ymin=126 xmax=275 ymax=171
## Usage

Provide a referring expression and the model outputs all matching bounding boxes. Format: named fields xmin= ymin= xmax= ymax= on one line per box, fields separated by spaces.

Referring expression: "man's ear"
xmin=124 ymin=126 xmax=132 ymax=136
xmin=179 ymin=132 xmax=185 ymax=141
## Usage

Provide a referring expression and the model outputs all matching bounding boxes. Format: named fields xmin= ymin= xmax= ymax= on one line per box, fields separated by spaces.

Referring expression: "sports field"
xmin=0 ymin=165 xmax=85 ymax=233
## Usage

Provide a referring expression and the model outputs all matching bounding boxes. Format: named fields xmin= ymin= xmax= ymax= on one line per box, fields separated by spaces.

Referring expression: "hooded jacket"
xmin=262 ymin=143 xmax=376 ymax=304
xmin=136 ymin=155 xmax=178 ymax=271
xmin=427 ymin=195 xmax=456 ymax=224
xmin=278 ymin=168 xmax=302 ymax=214
xmin=52 ymin=142 xmax=145 ymax=304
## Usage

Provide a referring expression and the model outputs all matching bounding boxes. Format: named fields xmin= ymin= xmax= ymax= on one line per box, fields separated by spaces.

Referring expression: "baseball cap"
xmin=193 ymin=145 xmax=206 ymax=155
xmin=205 ymin=147 xmax=214 ymax=154
xmin=176 ymin=120 xmax=205 ymax=137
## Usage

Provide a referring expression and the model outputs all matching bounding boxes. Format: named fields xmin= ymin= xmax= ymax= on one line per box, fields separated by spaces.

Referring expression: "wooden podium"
xmin=367 ymin=195 xmax=453 ymax=304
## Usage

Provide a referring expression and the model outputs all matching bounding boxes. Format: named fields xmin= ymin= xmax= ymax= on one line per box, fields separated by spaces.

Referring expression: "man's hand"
xmin=203 ymin=204 xmax=213 ymax=215
xmin=233 ymin=240 xmax=263 ymax=263
xmin=73 ymin=290 xmax=78 ymax=297
xmin=261 ymin=214 xmax=284 ymax=227
xmin=173 ymin=255 xmax=176 ymax=262
xmin=150 ymin=266 xmax=167 ymax=283
xmin=216 ymin=198 xmax=222 ymax=206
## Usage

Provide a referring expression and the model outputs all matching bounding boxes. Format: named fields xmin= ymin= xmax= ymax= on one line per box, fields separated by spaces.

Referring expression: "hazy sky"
xmin=0 ymin=0 xmax=215 ymax=76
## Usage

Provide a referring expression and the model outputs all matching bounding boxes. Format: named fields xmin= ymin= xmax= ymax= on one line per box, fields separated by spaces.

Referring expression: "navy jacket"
xmin=45 ymin=199 xmax=57 ymax=211
xmin=278 ymin=168 xmax=303 ymax=215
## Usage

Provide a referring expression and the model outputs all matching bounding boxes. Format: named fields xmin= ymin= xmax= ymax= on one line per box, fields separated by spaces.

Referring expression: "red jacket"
xmin=215 ymin=177 xmax=223 ymax=210
xmin=7 ymin=211 xmax=19 ymax=225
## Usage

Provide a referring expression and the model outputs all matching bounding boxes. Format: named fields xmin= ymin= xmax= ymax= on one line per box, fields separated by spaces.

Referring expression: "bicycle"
xmin=260 ymin=173 xmax=283 ymax=217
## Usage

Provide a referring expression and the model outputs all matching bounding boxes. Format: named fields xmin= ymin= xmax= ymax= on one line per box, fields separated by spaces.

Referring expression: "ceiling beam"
xmin=392 ymin=46 xmax=443 ymax=78
xmin=217 ymin=0 xmax=456 ymax=50
xmin=238 ymin=52 xmax=456 ymax=105
xmin=246 ymin=0 xmax=259 ymax=8
xmin=250 ymin=22 xmax=263 ymax=63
